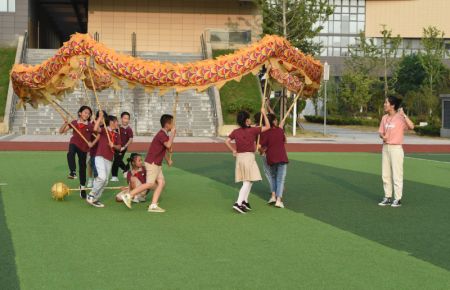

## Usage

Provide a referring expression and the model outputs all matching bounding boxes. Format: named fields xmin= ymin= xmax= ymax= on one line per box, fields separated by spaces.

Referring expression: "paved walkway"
xmin=300 ymin=123 xmax=450 ymax=145
xmin=1 ymin=123 xmax=449 ymax=145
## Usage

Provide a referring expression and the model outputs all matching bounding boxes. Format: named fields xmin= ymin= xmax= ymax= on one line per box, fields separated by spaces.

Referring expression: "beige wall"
xmin=366 ymin=0 xmax=450 ymax=38
xmin=88 ymin=0 xmax=261 ymax=53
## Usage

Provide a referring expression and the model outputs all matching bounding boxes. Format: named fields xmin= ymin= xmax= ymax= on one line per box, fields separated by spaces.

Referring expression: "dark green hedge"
xmin=414 ymin=125 xmax=441 ymax=137
xmin=304 ymin=115 xmax=380 ymax=127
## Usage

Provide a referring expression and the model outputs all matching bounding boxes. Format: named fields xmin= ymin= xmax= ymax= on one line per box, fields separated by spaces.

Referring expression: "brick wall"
xmin=88 ymin=0 xmax=261 ymax=52
xmin=0 ymin=0 xmax=28 ymax=46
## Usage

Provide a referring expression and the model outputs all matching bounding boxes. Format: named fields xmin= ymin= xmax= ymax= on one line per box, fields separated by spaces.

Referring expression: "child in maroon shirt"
xmin=86 ymin=112 xmax=121 ymax=208
xmin=111 ymin=111 xmax=134 ymax=181
xmin=59 ymin=105 xmax=93 ymax=198
xmin=115 ymin=153 xmax=151 ymax=203
xmin=122 ymin=114 xmax=176 ymax=213
xmin=225 ymin=109 xmax=270 ymax=214
xmin=86 ymin=110 xmax=104 ymax=189
xmin=260 ymin=113 xmax=289 ymax=208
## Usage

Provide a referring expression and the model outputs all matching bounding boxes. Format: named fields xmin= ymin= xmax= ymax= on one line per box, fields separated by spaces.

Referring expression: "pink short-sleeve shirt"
xmin=378 ymin=113 xmax=408 ymax=145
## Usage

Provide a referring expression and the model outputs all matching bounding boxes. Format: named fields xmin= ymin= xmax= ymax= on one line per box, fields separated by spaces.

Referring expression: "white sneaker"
xmin=86 ymin=178 xmax=93 ymax=188
xmin=275 ymin=200 xmax=285 ymax=208
xmin=86 ymin=195 xmax=95 ymax=205
xmin=110 ymin=176 xmax=119 ymax=182
xmin=137 ymin=195 xmax=146 ymax=202
xmin=132 ymin=196 xmax=141 ymax=203
xmin=86 ymin=194 xmax=103 ymax=208
xmin=122 ymin=193 xmax=132 ymax=209
xmin=148 ymin=204 xmax=165 ymax=213
xmin=267 ymin=197 xmax=276 ymax=204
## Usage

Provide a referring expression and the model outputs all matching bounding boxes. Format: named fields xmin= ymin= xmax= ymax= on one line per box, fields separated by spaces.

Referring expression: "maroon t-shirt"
xmin=127 ymin=169 xmax=146 ymax=184
xmin=69 ymin=120 xmax=94 ymax=153
xmin=89 ymin=121 xmax=98 ymax=157
xmin=119 ymin=126 xmax=134 ymax=147
xmin=260 ymin=127 xmax=288 ymax=165
xmin=95 ymin=127 xmax=121 ymax=161
xmin=228 ymin=127 xmax=261 ymax=153
xmin=145 ymin=129 xmax=170 ymax=166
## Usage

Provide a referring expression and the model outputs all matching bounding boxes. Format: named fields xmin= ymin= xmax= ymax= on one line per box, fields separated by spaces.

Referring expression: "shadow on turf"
xmin=174 ymin=153 xmax=450 ymax=271
xmin=0 ymin=189 xmax=21 ymax=290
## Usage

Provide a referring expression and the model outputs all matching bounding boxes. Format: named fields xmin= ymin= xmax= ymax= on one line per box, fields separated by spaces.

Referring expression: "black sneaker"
xmin=391 ymin=199 xmax=402 ymax=208
xmin=378 ymin=197 xmax=392 ymax=206
xmin=242 ymin=201 xmax=252 ymax=211
xmin=68 ymin=172 xmax=77 ymax=179
xmin=79 ymin=186 xmax=87 ymax=199
xmin=232 ymin=203 xmax=246 ymax=214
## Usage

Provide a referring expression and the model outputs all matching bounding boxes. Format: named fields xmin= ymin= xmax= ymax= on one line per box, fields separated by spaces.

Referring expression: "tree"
xmin=256 ymin=0 xmax=334 ymax=56
xmin=339 ymin=72 xmax=373 ymax=116
xmin=379 ymin=25 xmax=401 ymax=98
xmin=256 ymin=0 xmax=333 ymax=121
xmin=419 ymin=26 xmax=449 ymax=94
xmin=341 ymin=32 xmax=381 ymax=115
xmin=394 ymin=54 xmax=426 ymax=97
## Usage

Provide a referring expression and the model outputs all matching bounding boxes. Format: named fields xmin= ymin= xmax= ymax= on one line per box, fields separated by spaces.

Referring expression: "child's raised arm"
xmin=93 ymin=112 xmax=104 ymax=133
xmin=260 ymin=108 xmax=270 ymax=133
xmin=59 ymin=120 xmax=71 ymax=134
xmin=163 ymin=128 xmax=176 ymax=149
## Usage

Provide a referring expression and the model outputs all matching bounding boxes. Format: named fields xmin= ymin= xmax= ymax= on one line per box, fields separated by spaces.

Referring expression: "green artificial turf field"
xmin=1 ymin=152 xmax=450 ymax=289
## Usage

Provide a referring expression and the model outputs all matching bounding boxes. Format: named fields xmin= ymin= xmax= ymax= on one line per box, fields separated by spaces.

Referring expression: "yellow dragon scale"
xmin=10 ymin=33 xmax=323 ymax=108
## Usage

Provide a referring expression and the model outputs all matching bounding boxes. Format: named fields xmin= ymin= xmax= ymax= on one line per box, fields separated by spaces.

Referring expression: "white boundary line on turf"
xmin=405 ymin=156 xmax=450 ymax=164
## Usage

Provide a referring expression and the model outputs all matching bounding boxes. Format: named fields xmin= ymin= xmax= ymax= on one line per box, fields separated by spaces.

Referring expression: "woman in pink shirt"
xmin=378 ymin=96 xmax=414 ymax=208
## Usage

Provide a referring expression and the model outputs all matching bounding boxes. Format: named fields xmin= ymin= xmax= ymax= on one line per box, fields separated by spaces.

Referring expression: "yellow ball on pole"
xmin=51 ymin=182 xmax=70 ymax=200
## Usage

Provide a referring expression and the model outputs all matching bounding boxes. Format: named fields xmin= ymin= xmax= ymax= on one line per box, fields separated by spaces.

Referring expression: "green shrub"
xmin=226 ymin=98 xmax=258 ymax=114
xmin=414 ymin=125 xmax=440 ymax=137
xmin=304 ymin=115 xmax=379 ymax=127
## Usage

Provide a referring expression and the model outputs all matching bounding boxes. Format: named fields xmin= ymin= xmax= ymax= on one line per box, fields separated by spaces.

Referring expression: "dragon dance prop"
xmin=10 ymin=33 xmax=323 ymax=108
xmin=51 ymin=182 xmax=123 ymax=201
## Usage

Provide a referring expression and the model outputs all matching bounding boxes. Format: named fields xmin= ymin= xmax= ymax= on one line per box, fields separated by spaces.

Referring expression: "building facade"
xmin=315 ymin=0 xmax=450 ymax=75
xmin=0 ymin=0 xmax=27 ymax=46
xmin=87 ymin=0 xmax=261 ymax=53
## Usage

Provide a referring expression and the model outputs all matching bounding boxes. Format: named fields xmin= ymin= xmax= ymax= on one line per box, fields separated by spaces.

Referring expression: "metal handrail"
xmin=20 ymin=30 xmax=28 ymax=63
xmin=8 ymin=31 xmax=29 ymax=133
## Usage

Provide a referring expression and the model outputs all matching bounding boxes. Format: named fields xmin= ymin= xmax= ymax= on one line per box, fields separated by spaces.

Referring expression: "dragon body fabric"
xmin=10 ymin=33 xmax=323 ymax=108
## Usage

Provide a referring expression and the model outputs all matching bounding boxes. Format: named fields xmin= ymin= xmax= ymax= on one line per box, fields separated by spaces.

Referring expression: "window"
xmin=0 ymin=0 xmax=15 ymax=12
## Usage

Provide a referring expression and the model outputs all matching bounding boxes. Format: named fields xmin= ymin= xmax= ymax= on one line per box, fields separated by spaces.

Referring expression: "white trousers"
xmin=90 ymin=156 xmax=112 ymax=200
xmin=382 ymin=145 xmax=404 ymax=200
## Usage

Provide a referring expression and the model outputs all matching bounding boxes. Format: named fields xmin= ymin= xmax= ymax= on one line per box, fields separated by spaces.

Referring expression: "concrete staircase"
xmin=10 ymin=49 xmax=217 ymax=136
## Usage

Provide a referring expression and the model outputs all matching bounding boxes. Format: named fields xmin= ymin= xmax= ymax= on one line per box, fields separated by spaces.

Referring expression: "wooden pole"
xmin=280 ymin=84 xmax=305 ymax=126
xmin=87 ymin=64 xmax=112 ymax=145
xmin=67 ymin=186 xmax=123 ymax=191
xmin=256 ymin=69 xmax=270 ymax=151
xmin=168 ymin=91 xmax=179 ymax=162
xmin=49 ymin=100 xmax=90 ymax=145
xmin=52 ymin=100 xmax=77 ymax=120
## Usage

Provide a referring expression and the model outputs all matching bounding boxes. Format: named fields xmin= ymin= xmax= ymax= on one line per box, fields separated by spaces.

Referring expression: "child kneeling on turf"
xmin=86 ymin=112 xmax=121 ymax=208
xmin=122 ymin=114 xmax=176 ymax=212
xmin=225 ymin=109 xmax=270 ymax=213
xmin=116 ymin=153 xmax=149 ymax=203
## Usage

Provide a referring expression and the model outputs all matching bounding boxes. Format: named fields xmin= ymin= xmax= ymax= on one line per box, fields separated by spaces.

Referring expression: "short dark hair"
xmin=106 ymin=115 xmax=118 ymax=126
xmin=95 ymin=110 xmax=108 ymax=120
xmin=160 ymin=114 xmax=173 ymax=127
xmin=237 ymin=111 xmax=250 ymax=128
xmin=78 ymin=105 xmax=92 ymax=117
xmin=267 ymin=113 xmax=277 ymax=127
xmin=253 ymin=112 xmax=277 ymax=127
xmin=253 ymin=112 xmax=263 ymax=125
xmin=387 ymin=95 xmax=402 ymax=111
xmin=121 ymin=111 xmax=130 ymax=118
